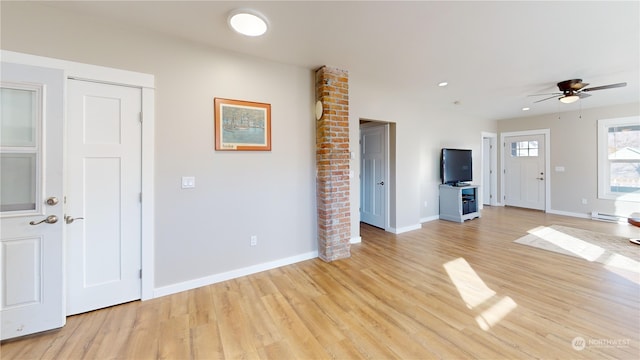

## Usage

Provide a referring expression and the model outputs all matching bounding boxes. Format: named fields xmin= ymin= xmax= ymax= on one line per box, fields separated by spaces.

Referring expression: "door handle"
xmin=536 ymin=177 xmax=544 ymax=180
xmin=29 ymin=215 xmax=58 ymax=225
xmin=64 ymin=215 xmax=85 ymax=224
xmin=377 ymin=181 xmax=384 ymax=186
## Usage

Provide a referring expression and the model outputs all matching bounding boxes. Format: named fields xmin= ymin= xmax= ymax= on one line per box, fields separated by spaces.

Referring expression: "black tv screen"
xmin=441 ymin=148 xmax=472 ymax=185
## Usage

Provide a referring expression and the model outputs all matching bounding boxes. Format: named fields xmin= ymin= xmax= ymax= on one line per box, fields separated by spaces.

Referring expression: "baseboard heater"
xmin=591 ymin=211 xmax=627 ymax=223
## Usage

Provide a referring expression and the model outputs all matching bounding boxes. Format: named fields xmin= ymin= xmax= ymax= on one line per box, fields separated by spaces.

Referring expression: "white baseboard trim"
xmin=547 ymin=209 xmax=590 ymax=219
xmin=389 ymin=224 xmax=422 ymax=234
xmin=152 ymin=250 xmax=319 ymax=299
xmin=350 ymin=236 xmax=362 ymax=244
xmin=420 ymin=215 xmax=440 ymax=223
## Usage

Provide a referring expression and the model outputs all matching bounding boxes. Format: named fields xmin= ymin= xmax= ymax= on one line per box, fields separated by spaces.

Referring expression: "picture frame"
xmin=214 ymin=98 xmax=271 ymax=151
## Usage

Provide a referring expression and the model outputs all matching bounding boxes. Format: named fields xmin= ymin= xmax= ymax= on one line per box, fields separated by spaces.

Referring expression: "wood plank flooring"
xmin=2 ymin=206 xmax=639 ymax=359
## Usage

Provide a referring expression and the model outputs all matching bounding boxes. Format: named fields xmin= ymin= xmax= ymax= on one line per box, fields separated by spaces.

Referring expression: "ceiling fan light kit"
xmin=530 ymin=78 xmax=627 ymax=104
xmin=559 ymin=95 xmax=579 ymax=104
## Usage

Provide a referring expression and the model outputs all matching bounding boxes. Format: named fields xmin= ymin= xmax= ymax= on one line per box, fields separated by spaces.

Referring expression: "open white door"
xmin=360 ymin=124 xmax=387 ymax=228
xmin=0 ymin=62 xmax=65 ymax=340
xmin=65 ymin=79 xmax=142 ymax=315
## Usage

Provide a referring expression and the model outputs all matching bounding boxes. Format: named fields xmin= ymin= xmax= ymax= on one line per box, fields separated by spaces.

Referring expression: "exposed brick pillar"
xmin=315 ymin=66 xmax=351 ymax=262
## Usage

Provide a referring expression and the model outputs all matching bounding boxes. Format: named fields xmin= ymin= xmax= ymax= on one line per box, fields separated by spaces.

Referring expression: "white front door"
xmin=66 ymin=79 xmax=142 ymax=315
xmin=0 ymin=63 xmax=65 ymax=340
xmin=504 ymin=134 xmax=546 ymax=210
xmin=360 ymin=124 xmax=387 ymax=228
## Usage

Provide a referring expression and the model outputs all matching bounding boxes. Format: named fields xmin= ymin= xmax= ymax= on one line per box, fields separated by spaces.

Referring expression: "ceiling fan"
xmin=530 ymin=79 xmax=627 ymax=104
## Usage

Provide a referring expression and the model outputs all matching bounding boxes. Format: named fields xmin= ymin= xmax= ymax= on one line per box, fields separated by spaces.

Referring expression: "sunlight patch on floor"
xmin=444 ymin=257 xmax=517 ymax=331
xmin=443 ymin=257 xmax=495 ymax=309
xmin=527 ymin=226 xmax=605 ymax=261
xmin=475 ymin=296 xmax=518 ymax=331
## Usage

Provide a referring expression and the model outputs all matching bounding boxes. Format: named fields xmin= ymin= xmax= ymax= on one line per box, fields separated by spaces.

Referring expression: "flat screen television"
xmin=440 ymin=148 xmax=472 ymax=186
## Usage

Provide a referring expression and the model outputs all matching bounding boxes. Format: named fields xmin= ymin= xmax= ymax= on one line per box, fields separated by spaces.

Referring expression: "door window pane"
xmin=511 ymin=140 xmax=539 ymax=157
xmin=1 ymin=83 xmax=42 ymax=215
xmin=1 ymin=87 xmax=37 ymax=147
xmin=0 ymin=153 xmax=37 ymax=212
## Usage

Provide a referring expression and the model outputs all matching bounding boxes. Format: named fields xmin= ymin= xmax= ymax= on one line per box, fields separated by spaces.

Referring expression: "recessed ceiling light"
xmin=228 ymin=10 xmax=268 ymax=37
xmin=438 ymin=82 xmax=448 ymax=87
xmin=522 ymin=107 xmax=530 ymax=111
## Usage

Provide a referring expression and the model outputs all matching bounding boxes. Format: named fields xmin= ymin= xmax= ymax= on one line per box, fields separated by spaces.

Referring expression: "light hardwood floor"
xmin=2 ymin=206 xmax=639 ymax=359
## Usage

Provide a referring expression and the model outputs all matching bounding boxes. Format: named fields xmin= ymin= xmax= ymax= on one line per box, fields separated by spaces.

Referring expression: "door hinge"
xmin=139 ymin=269 xmax=142 ymax=278
xmin=139 ymin=192 xmax=142 ymax=202
xmin=139 ymin=112 xmax=143 ymax=123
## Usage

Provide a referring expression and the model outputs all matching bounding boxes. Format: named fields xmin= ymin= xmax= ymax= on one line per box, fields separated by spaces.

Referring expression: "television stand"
xmin=439 ymin=184 xmax=481 ymax=223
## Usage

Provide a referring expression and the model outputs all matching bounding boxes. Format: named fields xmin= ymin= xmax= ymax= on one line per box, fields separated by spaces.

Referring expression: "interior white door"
xmin=66 ymin=79 xmax=142 ymax=315
xmin=504 ymin=134 xmax=546 ymax=210
xmin=360 ymin=125 xmax=386 ymax=228
xmin=0 ymin=62 xmax=65 ymax=340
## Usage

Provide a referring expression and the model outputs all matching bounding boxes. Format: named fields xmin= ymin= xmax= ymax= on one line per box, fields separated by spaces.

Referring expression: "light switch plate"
xmin=181 ymin=176 xmax=195 ymax=189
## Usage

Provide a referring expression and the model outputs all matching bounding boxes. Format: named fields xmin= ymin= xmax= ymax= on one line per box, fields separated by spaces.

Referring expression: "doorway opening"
xmin=481 ymin=132 xmax=498 ymax=208
xmin=359 ymin=120 xmax=396 ymax=231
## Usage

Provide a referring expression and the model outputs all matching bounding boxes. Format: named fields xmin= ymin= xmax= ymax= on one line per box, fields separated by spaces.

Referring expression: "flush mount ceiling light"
xmin=438 ymin=82 xmax=448 ymax=87
xmin=559 ymin=95 xmax=579 ymax=104
xmin=228 ymin=9 xmax=268 ymax=37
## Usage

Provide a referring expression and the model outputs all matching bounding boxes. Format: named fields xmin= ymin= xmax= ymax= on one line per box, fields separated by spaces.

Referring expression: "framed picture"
xmin=214 ymin=98 xmax=271 ymax=151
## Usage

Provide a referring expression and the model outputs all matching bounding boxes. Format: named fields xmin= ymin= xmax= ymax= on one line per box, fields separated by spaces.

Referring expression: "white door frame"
xmin=359 ymin=121 xmax=390 ymax=231
xmin=1 ymin=50 xmax=155 ymax=301
xmin=500 ymin=129 xmax=550 ymax=212
xmin=481 ymin=132 xmax=498 ymax=207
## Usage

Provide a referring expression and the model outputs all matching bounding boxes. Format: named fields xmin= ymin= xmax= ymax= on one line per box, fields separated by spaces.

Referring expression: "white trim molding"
xmin=390 ymin=224 xmax=422 ymax=234
xmin=153 ymin=251 xmax=319 ymax=298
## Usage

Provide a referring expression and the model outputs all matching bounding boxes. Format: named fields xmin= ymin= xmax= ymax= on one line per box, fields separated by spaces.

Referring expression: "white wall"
xmin=498 ymin=103 xmax=640 ymax=217
xmin=1 ymin=2 xmax=317 ymax=289
xmin=1 ymin=2 xmax=502 ymax=292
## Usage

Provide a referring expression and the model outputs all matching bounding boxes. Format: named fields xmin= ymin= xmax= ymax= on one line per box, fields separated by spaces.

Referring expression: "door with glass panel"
xmin=504 ymin=134 xmax=546 ymax=210
xmin=0 ymin=63 xmax=65 ymax=340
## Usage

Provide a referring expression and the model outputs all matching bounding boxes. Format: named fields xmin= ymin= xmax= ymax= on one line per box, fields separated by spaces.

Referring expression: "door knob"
xmin=46 ymin=197 xmax=59 ymax=206
xmin=64 ymin=215 xmax=85 ymax=224
xmin=29 ymin=215 xmax=58 ymax=225
xmin=536 ymin=177 xmax=544 ymax=180
xmin=377 ymin=181 xmax=384 ymax=186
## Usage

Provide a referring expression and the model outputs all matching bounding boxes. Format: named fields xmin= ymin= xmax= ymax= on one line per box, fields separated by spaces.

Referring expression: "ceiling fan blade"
xmin=528 ymin=92 xmax=562 ymax=97
xmin=582 ymin=82 xmax=627 ymax=92
xmin=533 ymin=94 xmax=560 ymax=103
xmin=570 ymin=82 xmax=589 ymax=90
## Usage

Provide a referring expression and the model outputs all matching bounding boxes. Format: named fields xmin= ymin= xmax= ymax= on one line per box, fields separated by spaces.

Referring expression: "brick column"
xmin=315 ymin=66 xmax=351 ymax=262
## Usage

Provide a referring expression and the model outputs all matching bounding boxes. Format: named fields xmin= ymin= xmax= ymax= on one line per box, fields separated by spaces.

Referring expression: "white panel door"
xmin=360 ymin=125 xmax=386 ymax=228
xmin=504 ymin=135 xmax=546 ymax=210
xmin=66 ymin=80 xmax=142 ymax=315
xmin=0 ymin=63 xmax=65 ymax=340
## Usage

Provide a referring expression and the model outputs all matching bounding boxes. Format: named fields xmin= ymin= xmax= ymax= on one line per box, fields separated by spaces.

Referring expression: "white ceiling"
xmin=45 ymin=1 xmax=639 ymax=120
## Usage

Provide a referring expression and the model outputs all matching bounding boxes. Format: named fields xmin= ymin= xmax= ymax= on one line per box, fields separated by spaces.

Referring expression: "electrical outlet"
xmin=581 ymin=198 xmax=588 ymax=205
xmin=250 ymin=235 xmax=257 ymax=246
xmin=424 ymin=201 xmax=428 ymax=208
